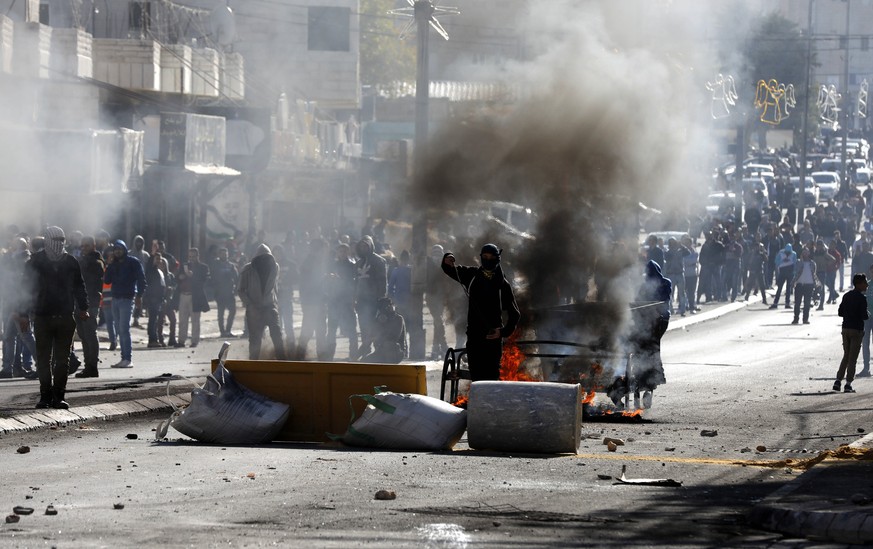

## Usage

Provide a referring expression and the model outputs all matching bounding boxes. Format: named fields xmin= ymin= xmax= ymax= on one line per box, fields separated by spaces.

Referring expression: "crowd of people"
xmin=0 ymin=220 xmax=478 ymax=404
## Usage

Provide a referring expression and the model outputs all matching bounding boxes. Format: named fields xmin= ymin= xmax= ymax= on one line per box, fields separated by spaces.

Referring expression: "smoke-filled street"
xmin=2 ymin=302 xmax=869 ymax=548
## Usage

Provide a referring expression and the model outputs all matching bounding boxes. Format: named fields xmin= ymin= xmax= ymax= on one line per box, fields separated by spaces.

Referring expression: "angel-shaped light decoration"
xmin=858 ymin=79 xmax=869 ymax=119
xmin=817 ymin=84 xmax=841 ymax=128
xmin=780 ymin=83 xmax=796 ymax=119
xmin=705 ymin=74 xmax=738 ymax=119
xmin=755 ymin=79 xmax=794 ymax=125
xmin=389 ymin=0 xmax=460 ymax=41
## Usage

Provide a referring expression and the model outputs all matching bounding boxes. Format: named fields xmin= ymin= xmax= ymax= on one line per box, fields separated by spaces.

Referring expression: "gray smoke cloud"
xmin=410 ymin=0 xmax=732 ymax=349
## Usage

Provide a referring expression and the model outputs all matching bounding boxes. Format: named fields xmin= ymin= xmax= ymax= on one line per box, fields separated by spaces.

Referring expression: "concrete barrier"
xmin=212 ymin=359 xmax=428 ymax=442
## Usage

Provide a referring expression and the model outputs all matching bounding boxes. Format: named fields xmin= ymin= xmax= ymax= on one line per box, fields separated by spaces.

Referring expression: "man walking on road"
xmin=834 ymin=273 xmax=869 ymax=393
xmin=104 ymin=240 xmax=146 ymax=368
xmin=23 ymin=226 xmax=89 ymax=409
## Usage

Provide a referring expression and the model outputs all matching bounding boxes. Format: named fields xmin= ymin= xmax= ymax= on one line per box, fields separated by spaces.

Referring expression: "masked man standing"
xmin=22 ymin=226 xmax=89 ymax=409
xmin=441 ymin=244 xmax=521 ymax=381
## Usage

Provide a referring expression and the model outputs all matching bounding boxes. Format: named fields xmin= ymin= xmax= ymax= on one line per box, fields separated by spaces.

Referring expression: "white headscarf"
xmin=44 ymin=226 xmax=66 ymax=262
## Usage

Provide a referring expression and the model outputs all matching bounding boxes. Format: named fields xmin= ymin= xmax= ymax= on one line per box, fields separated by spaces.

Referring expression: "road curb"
xmin=0 ymin=394 xmax=189 ymax=435
xmin=747 ymin=504 xmax=873 ymax=545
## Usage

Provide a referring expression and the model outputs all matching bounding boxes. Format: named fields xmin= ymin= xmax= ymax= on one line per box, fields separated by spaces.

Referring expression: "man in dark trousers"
xmin=238 ymin=244 xmax=286 ymax=360
xmin=834 ymin=273 xmax=869 ymax=393
xmin=74 ymin=235 xmax=104 ymax=378
xmin=442 ymin=244 xmax=521 ymax=381
xmin=22 ymin=226 xmax=89 ymax=409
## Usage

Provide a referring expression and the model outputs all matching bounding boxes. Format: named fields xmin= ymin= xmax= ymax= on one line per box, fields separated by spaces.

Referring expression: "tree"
xmin=360 ymin=0 xmax=416 ymax=90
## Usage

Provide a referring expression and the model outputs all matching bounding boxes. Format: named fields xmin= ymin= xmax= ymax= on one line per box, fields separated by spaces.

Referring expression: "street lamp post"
xmin=390 ymin=0 xmax=458 ymax=359
xmin=839 ymin=0 xmax=852 ymax=194
xmin=798 ymin=0 xmax=814 ymax=227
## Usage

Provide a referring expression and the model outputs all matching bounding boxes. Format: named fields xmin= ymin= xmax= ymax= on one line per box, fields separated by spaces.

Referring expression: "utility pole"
xmin=839 ymin=0 xmax=851 ymax=194
xmin=389 ymin=0 xmax=458 ymax=359
xmin=798 ymin=0 xmax=814 ymax=226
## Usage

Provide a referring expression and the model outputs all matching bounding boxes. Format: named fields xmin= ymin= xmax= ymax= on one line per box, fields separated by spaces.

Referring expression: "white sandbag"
xmin=467 ymin=381 xmax=582 ymax=454
xmin=338 ymin=391 xmax=467 ymax=451
xmin=156 ymin=343 xmax=290 ymax=444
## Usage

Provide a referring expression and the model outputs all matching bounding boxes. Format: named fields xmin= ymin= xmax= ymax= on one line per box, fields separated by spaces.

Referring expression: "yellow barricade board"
xmin=211 ymin=360 xmax=428 ymax=442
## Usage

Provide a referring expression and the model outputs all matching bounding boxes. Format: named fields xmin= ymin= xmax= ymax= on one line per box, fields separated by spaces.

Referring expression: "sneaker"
xmin=844 ymin=384 xmax=856 ymax=393
xmin=769 ymin=304 xmax=778 ymax=310
xmin=785 ymin=304 xmax=791 ymax=309
xmin=23 ymin=371 xmax=38 ymax=380
xmin=803 ymin=320 xmax=810 ymax=324
xmin=833 ymin=380 xmax=841 ymax=391
xmin=791 ymin=319 xmax=799 ymax=324
xmin=111 ymin=359 xmax=132 ymax=369
xmin=0 ymin=369 xmax=13 ymax=379
xmin=642 ymin=391 xmax=653 ymax=409
xmin=75 ymin=370 xmax=99 ymax=378
xmin=857 ymin=370 xmax=872 ymax=378
xmin=109 ymin=342 xmax=117 ymax=351
xmin=147 ymin=341 xmax=162 ymax=348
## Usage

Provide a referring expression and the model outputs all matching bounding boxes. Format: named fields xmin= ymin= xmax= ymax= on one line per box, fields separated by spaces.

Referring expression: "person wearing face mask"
xmin=21 ymin=226 xmax=89 ymax=409
xmin=441 ymin=244 xmax=521 ymax=381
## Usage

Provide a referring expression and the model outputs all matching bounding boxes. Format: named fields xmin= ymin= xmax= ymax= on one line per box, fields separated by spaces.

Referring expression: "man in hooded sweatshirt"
xmin=441 ymin=244 xmax=521 ymax=381
xmin=633 ymin=260 xmax=673 ymax=408
xmin=103 ymin=239 xmax=146 ymax=368
xmin=22 ymin=226 xmax=89 ymax=409
xmin=238 ymin=244 xmax=286 ymax=360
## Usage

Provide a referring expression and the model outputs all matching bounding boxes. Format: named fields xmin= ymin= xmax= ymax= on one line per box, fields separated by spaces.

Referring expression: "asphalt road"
xmin=1 ymin=300 xmax=871 ymax=547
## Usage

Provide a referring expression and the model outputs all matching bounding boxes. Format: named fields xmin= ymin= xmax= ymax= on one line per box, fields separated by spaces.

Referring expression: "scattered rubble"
xmin=16 ymin=446 xmax=29 ymax=454
xmin=12 ymin=507 xmax=33 ymax=515
xmin=700 ymin=430 xmax=718 ymax=437
xmin=5 ymin=515 xmax=19 ymax=524
xmin=374 ymin=490 xmax=396 ymax=500
xmin=602 ymin=437 xmax=625 ymax=446
xmin=44 ymin=505 xmax=57 ymax=516
xmin=606 ymin=441 xmax=618 ymax=452
xmin=126 ymin=434 xmax=138 ymax=440
xmin=113 ymin=503 xmax=125 ymax=510
xmin=756 ymin=445 xmax=767 ymax=452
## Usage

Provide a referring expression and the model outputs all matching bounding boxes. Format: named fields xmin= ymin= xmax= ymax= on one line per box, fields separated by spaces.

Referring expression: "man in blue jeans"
xmin=103 ymin=240 xmax=146 ymax=368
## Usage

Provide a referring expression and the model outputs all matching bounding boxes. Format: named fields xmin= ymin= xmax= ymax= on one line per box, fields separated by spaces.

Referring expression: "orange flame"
xmin=499 ymin=336 xmax=536 ymax=382
xmin=582 ymin=390 xmax=597 ymax=404
xmin=453 ymin=395 xmax=468 ymax=408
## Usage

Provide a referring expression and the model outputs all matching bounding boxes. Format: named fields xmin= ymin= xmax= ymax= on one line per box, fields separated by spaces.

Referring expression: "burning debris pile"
xmin=411 ymin=3 xmax=713 ymax=416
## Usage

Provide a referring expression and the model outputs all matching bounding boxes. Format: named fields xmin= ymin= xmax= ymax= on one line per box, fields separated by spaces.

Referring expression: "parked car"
xmin=705 ymin=192 xmax=737 ymax=216
xmin=740 ymin=177 xmax=770 ymax=205
xmin=855 ymin=168 xmax=873 ymax=186
xmin=821 ymin=157 xmax=868 ymax=174
xmin=790 ymin=176 xmax=820 ymax=207
xmin=810 ymin=171 xmax=840 ymax=200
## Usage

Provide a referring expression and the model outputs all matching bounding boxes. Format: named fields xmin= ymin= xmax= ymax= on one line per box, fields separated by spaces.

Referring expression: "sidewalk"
xmin=746 ymin=433 xmax=873 ymax=544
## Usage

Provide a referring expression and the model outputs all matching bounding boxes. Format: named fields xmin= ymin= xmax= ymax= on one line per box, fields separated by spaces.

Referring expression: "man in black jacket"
xmin=442 ymin=244 xmax=521 ymax=381
xmin=834 ymin=273 xmax=869 ymax=393
xmin=74 ymin=236 xmax=104 ymax=378
xmin=22 ymin=227 xmax=89 ymax=409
